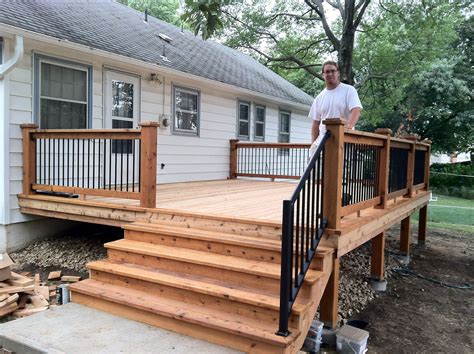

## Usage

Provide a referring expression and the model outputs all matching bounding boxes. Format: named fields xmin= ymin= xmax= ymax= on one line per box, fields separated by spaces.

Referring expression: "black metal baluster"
xmin=294 ymin=196 xmax=300 ymax=289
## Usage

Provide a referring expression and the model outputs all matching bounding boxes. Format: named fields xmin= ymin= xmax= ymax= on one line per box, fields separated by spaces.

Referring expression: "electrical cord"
xmin=393 ymin=266 xmax=472 ymax=290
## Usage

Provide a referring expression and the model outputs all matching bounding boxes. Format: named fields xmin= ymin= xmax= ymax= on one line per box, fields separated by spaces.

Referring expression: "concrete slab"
xmin=0 ymin=303 xmax=242 ymax=354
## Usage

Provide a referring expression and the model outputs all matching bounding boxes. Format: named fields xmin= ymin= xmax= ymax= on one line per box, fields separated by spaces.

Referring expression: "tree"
xmin=182 ymin=0 xmax=371 ymax=86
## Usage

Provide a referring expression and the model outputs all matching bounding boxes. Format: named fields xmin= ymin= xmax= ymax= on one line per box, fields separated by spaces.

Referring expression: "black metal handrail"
xmin=276 ymin=132 xmax=330 ymax=336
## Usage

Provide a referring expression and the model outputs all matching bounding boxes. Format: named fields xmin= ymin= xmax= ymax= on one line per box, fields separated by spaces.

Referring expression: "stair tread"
xmin=88 ymin=259 xmax=311 ymax=314
xmin=71 ymin=279 xmax=300 ymax=347
xmin=126 ymin=222 xmax=335 ymax=255
xmin=106 ymin=239 xmax=324 ymax=284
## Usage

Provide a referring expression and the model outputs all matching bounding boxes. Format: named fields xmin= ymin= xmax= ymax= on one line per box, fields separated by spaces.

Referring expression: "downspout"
xmin=0 ymin=35 xmax=24 ymax=79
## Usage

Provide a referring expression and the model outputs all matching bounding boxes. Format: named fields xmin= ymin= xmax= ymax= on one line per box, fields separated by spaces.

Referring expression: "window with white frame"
xmin=35 ymin=55 xmax=91 ymax=129
xmin=173 ymin=86 xmax=200 ymax=135
xmin=279 ymin=110 xmax=291 ymax=143
xmin=254 ymin=105 xmax=265 ymax=141
xmin=238 ymin=101 xmax=250 ymax=139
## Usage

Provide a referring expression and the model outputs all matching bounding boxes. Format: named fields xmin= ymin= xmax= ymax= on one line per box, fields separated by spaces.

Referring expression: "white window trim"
xmin=34 ymin=54 xmax=92 ymax=129
xmin=172 ymin=84 xmax=200 ymax=137
xmin=254 ymin=104 xmax=265 ymax=141
xmin=278 ymin=109 xmax=291 ymax=143
xmin=237 ymin=100 xmax=251 ymax=140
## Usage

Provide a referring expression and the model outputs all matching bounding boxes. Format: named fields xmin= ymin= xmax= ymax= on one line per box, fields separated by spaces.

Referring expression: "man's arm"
xmin=311 ymin=120 xmax=320 ymax=143
xmin=346 ymin=107 xmax=361 ymax=129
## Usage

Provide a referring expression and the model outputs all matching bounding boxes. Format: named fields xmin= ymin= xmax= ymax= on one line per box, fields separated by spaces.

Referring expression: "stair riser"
xmin=107 ymin=249 xmax=284 ymax=293
xmin=71 ymin=291 xmax=292 ymax=354
xmin=90 ymin=269 xmax=302 ymax=328
xmin=126 ymin=230 xmax=281 ymax=263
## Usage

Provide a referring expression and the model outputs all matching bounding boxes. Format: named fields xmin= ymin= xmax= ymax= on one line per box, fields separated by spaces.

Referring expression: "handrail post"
xmin=322 ymin=118 xmax=346 ymax=229
xmin=375 ymin=128 xmax=392 ymax=209
xmin=21 ymin=123 xmax=39 ymax=195
xmin=229 ymin=139 xmax=239 ymax=179
xmin=139 ymin=121 xmax=159 ymax=208
xmin=403 ymin=135 xmax=418 ymax=198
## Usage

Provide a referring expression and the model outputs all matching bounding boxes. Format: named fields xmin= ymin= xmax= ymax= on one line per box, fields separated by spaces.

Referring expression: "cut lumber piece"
xmin=28 ymin=295 xmax=49 ymax=308
xmin=0 ymin=294 xmax=19 ymax=308
xmin=7 ymin=272 xmax=34 ymax=287
xmin=0 ymin=282 xmax=9 ymax=288
xmin=48 ymin=271 xmax=62 ymax=280
xmin=35 ymin=285 xmax=50 ymax=300
xmin=34 ymin=274 xmax=41 ymax=284
xmin=0 ymin=285 xmax=34 ymax=294
xmin=0 ymin=303 xmax=18 ymax=317
xmin=13 ymin=306 xmax=48 ymax=317
xmin=71 ymin=279 xmax=300 ymax=348
xmin=20 ymin=272 xmax=31 ymax=277
xmin=61 ymin=276 xmax=81 ymax=283
xmin=0 ymin=294 xmax=9 ymax=302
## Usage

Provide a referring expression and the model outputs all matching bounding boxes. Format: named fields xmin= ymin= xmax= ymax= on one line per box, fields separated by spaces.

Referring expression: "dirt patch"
xmin=351 ymin=225 xmax=474 ymax=353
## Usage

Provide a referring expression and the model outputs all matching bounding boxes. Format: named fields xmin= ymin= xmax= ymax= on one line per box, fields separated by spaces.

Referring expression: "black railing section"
xmin=237 ymin=145 xmax=309 ymax=179
xmin=277 ymin=132 xmax=330 ymax=337
xmin=35 ymin=138 xmax=140 ymax=192
xmin=414 ymin=149 xmax=426 ymax=186
xmin=341 ymin=143 xmax=381 ymax=207
xmin=388 ymin=147 xmax=409 ymax=193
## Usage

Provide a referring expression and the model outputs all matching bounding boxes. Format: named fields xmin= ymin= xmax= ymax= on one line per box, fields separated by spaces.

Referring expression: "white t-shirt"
xmin=308 ymin=83 xmax=362 ymax=141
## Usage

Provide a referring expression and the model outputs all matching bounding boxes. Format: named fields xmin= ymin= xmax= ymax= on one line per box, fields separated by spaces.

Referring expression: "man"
xmin=308 ymin=60 xmax=362 ymax=150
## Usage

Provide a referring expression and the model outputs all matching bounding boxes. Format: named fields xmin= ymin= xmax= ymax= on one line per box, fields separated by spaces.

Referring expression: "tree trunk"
xmin=338 ymin=32 xmax=355 ymax=85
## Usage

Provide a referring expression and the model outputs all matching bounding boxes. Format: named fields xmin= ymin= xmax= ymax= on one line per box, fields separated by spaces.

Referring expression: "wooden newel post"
xmin=423 ymin=139 xmax=432 ymax=190
xmin=21 ymin=123 xmax=39 ymax=195
xmin=403 ymin=135 xmax=418 ymax=198
xmin=139 ymin=121 xmax=159 ymax=208
xmin=229 ymin=139 xmax=239 ymax=179
xmin=322 ymin=118 xmax=346 ymax=230
xmin=375 ymin=128 xmax=392 ymax=209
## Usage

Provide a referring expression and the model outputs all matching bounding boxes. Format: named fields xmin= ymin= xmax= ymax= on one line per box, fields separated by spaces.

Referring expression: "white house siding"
xmin=2 ymin=35 xmax=312 ymax=228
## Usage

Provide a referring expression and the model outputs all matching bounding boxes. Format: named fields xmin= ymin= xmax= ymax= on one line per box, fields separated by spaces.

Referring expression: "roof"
xmin=0 ymin=0 xmax=314 ymax=106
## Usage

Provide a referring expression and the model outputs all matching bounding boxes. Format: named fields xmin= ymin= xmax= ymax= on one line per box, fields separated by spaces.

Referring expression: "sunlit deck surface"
xmin=87 ymin=179 xmax=296 ymax=223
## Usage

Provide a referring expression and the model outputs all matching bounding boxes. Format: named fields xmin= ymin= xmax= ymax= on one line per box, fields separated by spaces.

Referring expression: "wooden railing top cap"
xmin=374 ymin=128 xmax=392 ymax=135
xmin=139 ymin=121 xmax=160 ymax=127
xmin=322 ymin=118 xmax=346 ymax=125
xmin=20 ymin=123 xmax=39 ymax=128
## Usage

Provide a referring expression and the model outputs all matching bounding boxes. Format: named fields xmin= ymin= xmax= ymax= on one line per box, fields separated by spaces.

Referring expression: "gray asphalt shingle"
xmin=0 ymin=0 xmax=313 ymax=106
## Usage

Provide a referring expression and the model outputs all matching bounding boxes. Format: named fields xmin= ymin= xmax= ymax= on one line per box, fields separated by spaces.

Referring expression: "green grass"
xmin=411 ymin=194 xmax=474 ymax=229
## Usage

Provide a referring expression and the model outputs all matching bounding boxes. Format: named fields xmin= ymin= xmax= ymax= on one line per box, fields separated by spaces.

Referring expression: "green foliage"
xmin=118 ymin=0 xmax=184 ymax=26
xmin=430 ymin=162 xmax=474 ymax=199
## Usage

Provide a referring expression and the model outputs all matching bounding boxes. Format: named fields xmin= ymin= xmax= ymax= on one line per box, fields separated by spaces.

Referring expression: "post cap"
xmin=139 ymin=121 xmax=160 ymax=127
xmin=322 ymin=118 xmax=347 ymax=126
xmin=375 ymin=128 xmax=392 ymax=135
xmin=422 ymin=139 xmax=432 ymax=144
xmin=20 ymin=123 xmax=39 ymax=129
xmin=400 ymin=134 xmax=419 ymax=141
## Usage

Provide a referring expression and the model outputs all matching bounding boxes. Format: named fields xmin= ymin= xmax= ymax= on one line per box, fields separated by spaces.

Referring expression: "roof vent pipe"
xmin=144 ymin=8 xmax=148 ymax=22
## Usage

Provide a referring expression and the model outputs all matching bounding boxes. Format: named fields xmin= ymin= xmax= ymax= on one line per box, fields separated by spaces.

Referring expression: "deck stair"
xmin=70 ymin=221 xmax=335 ymax=353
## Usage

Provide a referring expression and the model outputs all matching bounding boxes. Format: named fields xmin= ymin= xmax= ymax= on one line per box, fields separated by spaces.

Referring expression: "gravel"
xmin=10 ymin=223 xmax=413 ymax=324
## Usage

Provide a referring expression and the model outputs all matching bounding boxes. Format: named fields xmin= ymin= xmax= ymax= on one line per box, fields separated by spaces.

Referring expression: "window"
xmin=34 ymin=55 xmax=92 ymax=129
xmin=238 ymin=101 xmax=250 ymax=139
xmin=0 ymin=38 xmax=3 ymax=64
xmin=279 ymin=110 xmax=291 ymax=143
xmin=173 ymin=86 xmax=200 ymax=136
xmin=254 ymin=105 xmax=265 ymax=141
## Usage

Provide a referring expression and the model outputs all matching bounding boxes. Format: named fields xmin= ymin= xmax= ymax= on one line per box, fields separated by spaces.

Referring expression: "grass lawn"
xmin=412 ymin=194 xmax=474 ymax=233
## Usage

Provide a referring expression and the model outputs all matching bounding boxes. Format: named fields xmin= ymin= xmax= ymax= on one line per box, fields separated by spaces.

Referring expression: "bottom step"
xmin=0 ymin=303 xmax=239 ymax=353
xmin=71 ymin=279 xmax=300 ymax=354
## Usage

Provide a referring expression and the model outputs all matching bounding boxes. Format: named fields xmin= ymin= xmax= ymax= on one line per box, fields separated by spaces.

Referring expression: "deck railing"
xmin=277 ymin=132 xmax=329 ymax=336
xmin=21 ymin=122 xmax=159 ymax=208
xmin=229 ymin=140 xmax=311 ymax=179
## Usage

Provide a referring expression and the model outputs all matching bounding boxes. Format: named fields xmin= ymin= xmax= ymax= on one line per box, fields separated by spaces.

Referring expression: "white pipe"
xmin=0 ymin=35 xmax=24 ymax=79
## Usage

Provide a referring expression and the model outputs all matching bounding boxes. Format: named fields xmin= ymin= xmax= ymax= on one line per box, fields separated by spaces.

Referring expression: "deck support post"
xmin=418 ymin=205 xmax=428 ymax=245
xmin=139 ymin=121 xmax=159 ymax=208
xmin=322 ymin=118 xmax=346 ymax=230
xmin=319 ymin=257 xmax=340 ymax=328
xmin=400 ymin=215 xmax=411 ymax=259
xmin=229 ymin=139 xmax=239 ymax=179
xmin=374 ymin=128 xmax=392 ymax=209
xmin=370 ymin=232 xmax=386 ymax=291
xmin=21 ymin=123 xmax=39 ymax=195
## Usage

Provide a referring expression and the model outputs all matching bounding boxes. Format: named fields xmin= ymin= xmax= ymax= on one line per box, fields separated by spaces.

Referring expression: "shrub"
xmin=430 ymin=161 xmax=474 ymax=199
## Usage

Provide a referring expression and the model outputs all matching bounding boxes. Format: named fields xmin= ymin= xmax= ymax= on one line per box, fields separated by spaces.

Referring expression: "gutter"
xmin=0 ymin=35 xmax=23 ymax=79
xmin=0 ymin=24 xmax=311 ymax=111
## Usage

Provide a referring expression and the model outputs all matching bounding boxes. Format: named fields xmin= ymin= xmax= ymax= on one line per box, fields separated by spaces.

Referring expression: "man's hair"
xmin=322 ymin=60 xmax=339 ymax=73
